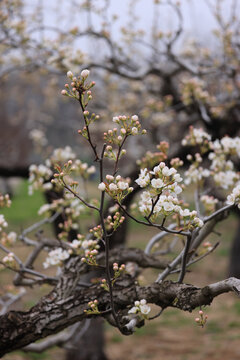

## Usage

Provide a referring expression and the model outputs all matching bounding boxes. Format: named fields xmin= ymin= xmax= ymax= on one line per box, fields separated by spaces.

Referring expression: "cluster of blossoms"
xmin=38 ymin=197 xmax=86 ymax=228
xmin=71 ymin=160 xmax=96 ymax=179
xmin=0 ymin=195 xmax=17 ymax=247
xmin=80 ymin=238 xmax=100 ymax=265
xmin=98 ymin=175 xmax=133 ymax=203
xmin=184 ymin=154 xmax=210 ymax=186
xmin=29 ymin=129 xmax=48 ymax=147
xmin=50 ymin=146 xmax=76 ymax=163
xmin=43 ymin=248 xmax=70 ymax=269
xmin=226 ymin=184 xmax=240 ymax=209
xmin=211 ymin=136 xmax=240 ymax=156
xmin=200 ymin=195 xmax=218 ymax=214
xmin=28 ymin=163 xmax=53 ymax=195
xmin=101 ymin=263 xmax=126 ymax=291
xmin=84 ymin=300 xmax=100 ymax=315
xmin=182 ymin=127 xmax=240 ymax=192
xmin=182 ymin=126 xmax=211 ymax=147
xmin=105 ymin=212 xmax=125 ymax=232
xmin=181 ymin=78 xmax=213 ymax=106
xmin=61 ymin=69 xmax=94 ymax=101
xmin=0 ymin=231 xmax=17 ymax=246
xmin=103 ymin=114 xmax=146 ymax=161
xmin=0 ymin=214 xmax=8 ymax=232
xmin=195 ymin=310 xmax=208 ymax=327
xmin=208 ymin=137 xmax=240 ymax=190
xmin=2 ymin=252 xmax=16 ymax=268
xmin=213 ymin=170 xmax=239 ymax=190
xmin=43 ymin=235 xmax=100 ymax=268
xmin=29 ymin=146 xmax=78 ymax=194
xmin=135 ymin=161 xmax=204 ymax=228
xmin=51 ymin=158 xmax=97 ymax=198
xmin=128 ymin=299 xmax=151 ymax=317
xmin=0 ymin=194 xmax=11 ymax=208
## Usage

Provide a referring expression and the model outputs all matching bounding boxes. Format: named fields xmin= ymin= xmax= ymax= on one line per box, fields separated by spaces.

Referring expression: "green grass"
xmin=14 ymin=351 xmax=48 ymax=360
xmin=1 ymin=180 xmax=45 ymax=229
xmin=233 ymin=301 xmax=240 ymax=315
xmin=110 ymin=334 xmax=124 ymax=343
xmin=205 ymin=321 xmax=223 ymax=334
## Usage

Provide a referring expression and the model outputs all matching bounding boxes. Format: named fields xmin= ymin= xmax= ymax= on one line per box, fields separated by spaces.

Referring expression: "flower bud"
xmin=81 ymin=69 xmax=90 ymax=78
xmin=98 ymin=182 xmax=106 ymax=191
xmin=67 ymin=71 xmax=73 ymax=78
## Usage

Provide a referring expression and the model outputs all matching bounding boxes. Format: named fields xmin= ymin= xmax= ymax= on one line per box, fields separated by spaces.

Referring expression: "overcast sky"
xmin=25 ymin=0 xmax=240 ymax=52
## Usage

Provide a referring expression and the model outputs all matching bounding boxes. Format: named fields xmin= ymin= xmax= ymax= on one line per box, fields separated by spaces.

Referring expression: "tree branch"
xmin=0 ymin=276 xmax=239 ymax=356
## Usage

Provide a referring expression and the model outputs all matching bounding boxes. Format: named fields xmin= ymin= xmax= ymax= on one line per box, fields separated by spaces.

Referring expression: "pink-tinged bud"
xmin=94 ymin=299 xmax=98 ymax=304
xmin=117 ymin=136 xmax=123 ymax=141
xmin=87 ymin=91 xmax=92 ymax=95
xmin=195 ymin=317 xmax=200 ymax=323
xmin=67 ymin=71 xmax=73 ymax=78
xmin=71 ymin=82 xmax=75 ymax=87
xmin=68 ymin=160 xmax=72 ymax=165
xmin=65 ymin=84 xmax=69 ymax=88
xmin=61 ymin=90 xmax=67 ymax=95
xmin=106 ymin=146 xmax=112 ymax=152
xmin=142 ymin=129 xmax=147 ymax=134
xmin=199 ymin=310 xmax=203 ymax=315
xmin=121 ymin=128 xmax=126 ymax=135
xmin=72 ymin=87 xmax=76 ymax=92
xmin=106 ymin=174 xmax=114 ymax=181
xmin=91 ymin=81 xmax=95 ymax=86
xmin=81 ymin=69 xmax=90 ymax=78
xmin=83 ymin=110 xmax=89 ymax=116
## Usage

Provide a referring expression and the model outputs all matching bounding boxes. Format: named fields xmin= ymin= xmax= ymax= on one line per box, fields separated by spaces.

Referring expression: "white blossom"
xmin=81 ymin=69 xmax=90 ymax=78
xmin=151 ymin=178 xmax=164 ymax=189
xmin=117 ymin=181 xmax=129 ymax=190
xmin=98 ymin=182 xmax=106 ymax=191
xmin=135 ymin=168 xmax=150 ymax=188
xmin=43 ymin=248 xmax=70 ymax=268
xmin=109 ymin=183 xmax=118 ymax=191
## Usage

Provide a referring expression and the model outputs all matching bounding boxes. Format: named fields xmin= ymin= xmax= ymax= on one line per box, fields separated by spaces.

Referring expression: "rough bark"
xmin=229 ymin=211 xmax=240 ymax=278
xmin=0 ymin=276 xmax=240 ymax=357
